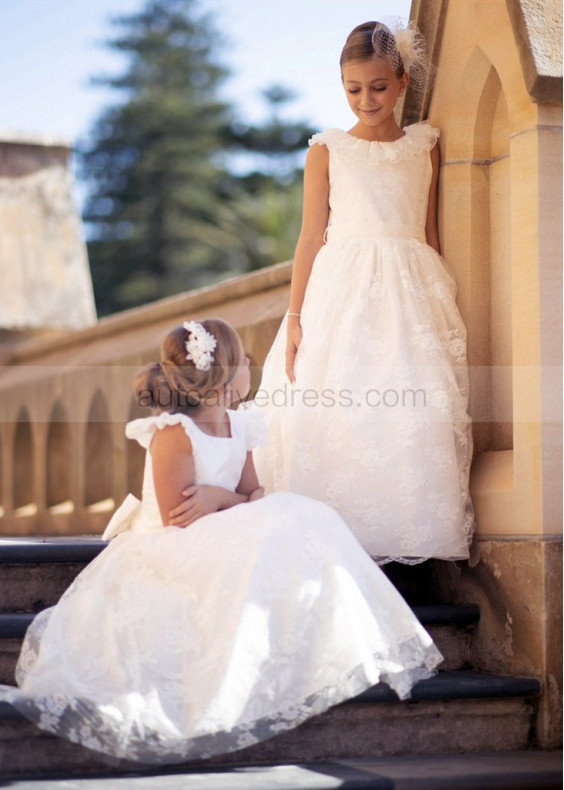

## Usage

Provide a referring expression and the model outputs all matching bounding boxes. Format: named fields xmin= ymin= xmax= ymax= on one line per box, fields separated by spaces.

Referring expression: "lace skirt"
xmin=0 ymin=492 xmax=441 ymax=766
xmin=252 ymin=235 xmax=475 ymax=563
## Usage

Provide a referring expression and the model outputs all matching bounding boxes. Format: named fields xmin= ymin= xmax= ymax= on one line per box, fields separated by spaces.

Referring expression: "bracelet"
xmin=287 ymin=312 xmax=301 ymax=317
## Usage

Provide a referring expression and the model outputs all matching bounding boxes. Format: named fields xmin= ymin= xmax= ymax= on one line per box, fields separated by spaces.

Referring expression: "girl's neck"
xmin=191 ymin=404 xmax=231 ymax=438
xmin=347 ymin=118 xmax=405 ymax=143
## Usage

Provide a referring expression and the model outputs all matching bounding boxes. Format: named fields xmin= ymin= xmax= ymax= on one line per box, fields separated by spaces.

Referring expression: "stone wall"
xmin=0 ymin=132 xmax=96 ymax=330
xmin=407 ymin=0 xmax=563 ymax=748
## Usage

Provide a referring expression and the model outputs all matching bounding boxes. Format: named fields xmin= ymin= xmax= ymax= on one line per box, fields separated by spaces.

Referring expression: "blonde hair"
xmin=134 ymin=318 xmax=243 ymax=413
xmin=341 ymin=20 xmax=432 ymax=94
xmin=340 ymin=22 xmax=405 ymax=77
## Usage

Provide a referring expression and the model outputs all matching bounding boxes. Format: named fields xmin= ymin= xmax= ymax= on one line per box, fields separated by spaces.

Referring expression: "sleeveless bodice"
xmin=103 ymin=407 xmax=264 ymax=537
xmin=309 ymin=123 xmax=439 ymax=240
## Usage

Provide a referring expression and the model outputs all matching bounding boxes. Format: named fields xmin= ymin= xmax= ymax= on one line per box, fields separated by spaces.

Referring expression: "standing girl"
xmin=252 ymin=21 xmax=475 ymax=564
xmin=1 ymin=319 xmax=441 ymax=766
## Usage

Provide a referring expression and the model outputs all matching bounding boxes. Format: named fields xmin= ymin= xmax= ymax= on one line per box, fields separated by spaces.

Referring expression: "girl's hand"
xmin=248 ymin=486 xmax=265 ymax=502
xmin=168 ymin=485 xmax=224 ymax=527
xmin=285 ymin=318 xmax=302 ymax=384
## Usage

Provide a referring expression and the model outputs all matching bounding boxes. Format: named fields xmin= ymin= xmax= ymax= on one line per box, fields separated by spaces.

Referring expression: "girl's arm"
xmin=152 ymin=425 xmax=247 ymax=527
xmin=170 ymin=485 xmax=249 ymax=526
xmin=150 ymin=424 xmax=197 ymax=526
xmin=286 ymin=143 xmax=330 ymax=383
xmin=166 ymin=451 xmax=263 ymax=528
xmin=236 ymin=452 xmax=265 ymax=501
xmin=425 ymin=142 xmax=441 ymax=255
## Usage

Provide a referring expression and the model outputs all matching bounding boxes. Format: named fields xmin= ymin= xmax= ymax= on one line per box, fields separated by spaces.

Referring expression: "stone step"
xmin=345 ymin=750 xmax=562 ymax=790
xmin=1 ymin=751 xmax=561 ymax=790
xmin=0 ymin=540 xmax=467 ymax=612
xmin=0 ymin=672 xmax=542 ymax=777
xmin=409 ymin=605 xmax=478 ymax=672
xmin=0 ymin=604 xmax=479 ymax=685
xmin=0 ymin=537 xmax=107 ymax=613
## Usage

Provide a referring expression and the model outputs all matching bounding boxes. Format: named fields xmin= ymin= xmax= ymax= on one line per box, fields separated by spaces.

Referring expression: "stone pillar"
xmin=418 ymin=0 xmax=562 ymax=749
xmin=0 ymin=132 xmax=96 ymax=330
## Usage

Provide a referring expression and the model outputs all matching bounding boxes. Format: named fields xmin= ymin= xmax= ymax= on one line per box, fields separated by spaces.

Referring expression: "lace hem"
xmin=1 ymin=632 xmax=441 ymax=767
xmin=308 ymin=122 xmax=439 ymax=163
xmin=372 ymin=498 xmax=475 ymax=565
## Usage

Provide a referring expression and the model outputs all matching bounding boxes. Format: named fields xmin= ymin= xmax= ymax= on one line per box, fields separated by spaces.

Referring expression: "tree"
xmin=225 ymin=85 xmax=313 ymax=183
xmin=80 ymin=0 xmax=314 ymax=316
xmin=81 ymin=0 xmax=241 ymax=315
xmin=220 ymin=85 xmax=314 ymax=271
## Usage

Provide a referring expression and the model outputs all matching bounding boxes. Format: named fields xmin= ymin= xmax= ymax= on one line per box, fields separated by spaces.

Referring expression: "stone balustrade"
xmin=0 ymin=263 xmax=291 ymax=535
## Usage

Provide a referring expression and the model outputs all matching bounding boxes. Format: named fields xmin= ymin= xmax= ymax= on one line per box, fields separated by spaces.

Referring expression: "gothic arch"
xmin=444 ymin=46 xmax=513 ymax=453
xmin=13 ymin=407 xmax=35 ymax=512
xmin=46 ymin=400 xmax=72 ymax=509
xmin=84 ymin=390 xmax=113 ymax=507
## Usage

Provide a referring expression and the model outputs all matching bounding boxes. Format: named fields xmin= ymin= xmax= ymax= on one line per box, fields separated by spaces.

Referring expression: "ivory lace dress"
xmin=0 ymin=408 xmax=441 ymax=766
xmin=252 ymin=122 xmax=475 ymax=564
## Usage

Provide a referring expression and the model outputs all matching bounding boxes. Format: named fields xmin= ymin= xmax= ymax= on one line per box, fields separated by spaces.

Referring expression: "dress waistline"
xmin=324 ymin=222 xmax=426 ymax=244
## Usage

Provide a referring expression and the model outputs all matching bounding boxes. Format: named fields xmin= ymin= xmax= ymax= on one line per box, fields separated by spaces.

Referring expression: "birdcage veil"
xmin=371 ymin=19 xmax=433 ymax=93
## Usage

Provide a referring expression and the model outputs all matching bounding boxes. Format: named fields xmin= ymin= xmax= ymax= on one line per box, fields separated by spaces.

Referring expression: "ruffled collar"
xmin=319 ymin=122 xmax=438 ymax=163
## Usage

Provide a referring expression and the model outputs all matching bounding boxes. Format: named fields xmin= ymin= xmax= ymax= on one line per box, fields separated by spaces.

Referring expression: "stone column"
xmin=0 ymin=132 xmax=96 ymax=330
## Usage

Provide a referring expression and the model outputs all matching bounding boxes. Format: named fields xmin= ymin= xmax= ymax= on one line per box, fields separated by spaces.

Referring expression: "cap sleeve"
xmin=406 ymin=121 xmax=439 ymax=151
xmin=125 ymin=413 xmax=193 ymax=449
xmin=236 ymin=402 xmax=268 ymax=451
xmin=308 ymin=129 xmax=345 ymax=150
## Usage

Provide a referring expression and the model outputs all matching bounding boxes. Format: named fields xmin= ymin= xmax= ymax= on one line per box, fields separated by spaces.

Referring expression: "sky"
xmin=0 ymin=0 xmax=411 ymax=203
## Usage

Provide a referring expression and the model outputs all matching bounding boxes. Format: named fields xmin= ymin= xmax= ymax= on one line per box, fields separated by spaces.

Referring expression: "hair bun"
xmin=133 ymin=318 xmax=243 ymax=415
xmin=133 ymin=362 xmax=166 ymax=409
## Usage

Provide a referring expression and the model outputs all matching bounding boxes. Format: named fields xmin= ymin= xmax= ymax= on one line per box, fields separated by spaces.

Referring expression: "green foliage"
xmin=80 ymin=0 xmax=313 ymax=317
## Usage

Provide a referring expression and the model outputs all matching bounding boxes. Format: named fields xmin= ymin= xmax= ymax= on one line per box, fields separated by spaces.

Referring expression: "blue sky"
xmin=1 ymin=0 xmax=411 ymax=201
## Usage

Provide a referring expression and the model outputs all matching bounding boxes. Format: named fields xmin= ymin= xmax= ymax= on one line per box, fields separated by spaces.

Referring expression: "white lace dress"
xmin=0 ymin=408 xmax=441 ymax=766
xmin=252 ymin=122 xmax=475 ymax=564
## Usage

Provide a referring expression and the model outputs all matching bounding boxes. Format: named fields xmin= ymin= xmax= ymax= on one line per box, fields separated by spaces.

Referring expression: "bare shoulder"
xmin=303 ymin=143 xmax=329 ymax=198
xmin=150 ymin=422 xmax=193 ymax=459
xmin=305 ymin=142 xmax=329 ymax=173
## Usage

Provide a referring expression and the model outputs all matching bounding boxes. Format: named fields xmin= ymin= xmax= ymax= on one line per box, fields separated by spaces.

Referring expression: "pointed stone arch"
xmin=46 ymin=400 xmax=72 ymax=510
xmin=84 ymin=390 xmax=113 ymax=508
xmin=13 ymin=407 xmax=35 ymax=513
xmin=440 ymin=46 xmax=513 ymax=453
xmin=478 ymin=63 xmax=512 ymax=451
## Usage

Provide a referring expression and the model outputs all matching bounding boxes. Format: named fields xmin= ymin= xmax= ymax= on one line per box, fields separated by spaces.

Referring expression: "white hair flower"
xmin=183 ymin=321 xmax=217 ymax=371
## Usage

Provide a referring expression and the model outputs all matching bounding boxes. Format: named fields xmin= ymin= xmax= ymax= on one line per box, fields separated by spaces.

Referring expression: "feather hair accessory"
xmin=183 ymin=321 xmax=217 ymax=371
xmin=371 ymin=20 xmax=432 ymax=93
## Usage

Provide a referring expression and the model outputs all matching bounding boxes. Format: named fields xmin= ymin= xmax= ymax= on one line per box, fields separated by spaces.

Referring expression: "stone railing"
xmin=0 ymin=263 xmax=291 ymax=536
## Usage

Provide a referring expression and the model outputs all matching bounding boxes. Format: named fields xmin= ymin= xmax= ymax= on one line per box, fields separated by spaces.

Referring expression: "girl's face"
xmin=342 ymin=55 xmax=408 ymax=132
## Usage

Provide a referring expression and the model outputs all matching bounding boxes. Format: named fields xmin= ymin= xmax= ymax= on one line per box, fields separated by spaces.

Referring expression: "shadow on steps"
xmin=382 ymin=559 xmax=458 ymax=605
